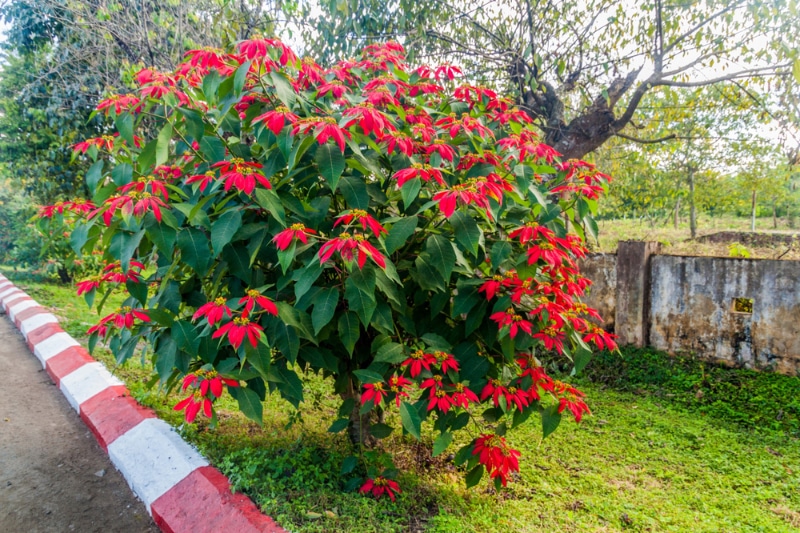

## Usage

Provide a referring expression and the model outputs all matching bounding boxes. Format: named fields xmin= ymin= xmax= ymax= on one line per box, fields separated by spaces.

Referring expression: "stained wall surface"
xmin=578 ymin=250 xmax=800 ymax=375
xmin=578 ymin=253 xmax=617 ymax=330
xmin=648 ymin=256 xmax=800 ymax=374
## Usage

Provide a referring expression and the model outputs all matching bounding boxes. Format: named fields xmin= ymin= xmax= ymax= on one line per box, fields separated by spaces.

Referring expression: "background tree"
xmin=296 ymin=0 xmax=800 ymax=160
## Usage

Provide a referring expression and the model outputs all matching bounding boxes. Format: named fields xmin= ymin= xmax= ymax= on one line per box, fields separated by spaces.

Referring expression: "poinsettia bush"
xmin=53 ymin=38 xmax=618 ymax=495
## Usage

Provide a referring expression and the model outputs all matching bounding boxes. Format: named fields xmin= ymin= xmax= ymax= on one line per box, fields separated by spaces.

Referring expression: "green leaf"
xmin=450 ymin=211 xmax=482 ymax=256
xmin=222 ymin=245 xmax=252 ymax=284
xmin=277 ymin=241 xmax=295 ymax=274
xmin=328 ymin=418 xmax=349 ymax=433
xmin=269 ymin=71 xmax=297 ymax=107
xmin=490 ymin=241 xmax=512 ymax=267
xmin=338 ymin=312 xmax=360 ymax=355
xmin=432 ymin=432 xmax=452 ymax=457
xmin=85 ymin=160 xmax=104 ymax=195
xmin=115 ymin=113 xmax=134 ymax=146
xmin=340 ymin=176 xmax=369 ymax=210
xmin=274 ymin=302 xmax=315 ymax=342
xmin=465 ymin=465 xmax=484 ymax=488
xmin=399 ymin=401 xmax=421 ymax=440
xmin=177 ymin=228 xmax=212 ymax=275
xmin=233 ymin=60 xmax=252 ymax=96
xmin=111 ymin=163 xmax=133 ymax=186
xmin=374 ymin=342 xmax=406 ymax=364
xmin=345 ymin=272 xmax=376 ymax=327
xmin=244 ymin=340 xmax=272 ymax=381
xmin=400 ymin=178 xmax=422 ymax=209
xmin=172 ymin=320 xmax=200 ymax=353
xmin=155 ymin=122 xmax=172 ymax=166
xmin=341 ymin=455 xmax=359 ymax=473
xmin=200 ymin=136 xmax=226 ymax=163
xmin=454 ymin=444 xmax=472 ymax=466
xmin=70 ymin=222 xmax=91 ymax=255
xmin=369 ymin=423 xmax=394 ymax=439
xmin=571 ymin=342 xmax=593 ymax=375
xmin=385 ymin=216 xmax=417 ymax=255
xmin=583 ymin=215 xmax=599 ymax=242
xmin=177 ymin=107 xmax=205 ymax=142
xmin=211 ymin=209 xmax=242 ymax=256
xmin=425 ymin=234 xmax=456 ymax=282
xmin=253 ymin=188 xmax=286 ymax=226
xmin=352 ymin=369 xmax=384 ymax=384
xmin=293 ymin=261 xmax=323 ymax=301
xmin=109 ymin=229 xmax=145 ymax=271
xmin=542 ymin=404 xmax=562 ymax=438
xmin=311 ymin=288 xmax=339 ymax=334
xmin=273 ymin=365 xmax=304 ymax=405
xmin=315 ymin=143 xmax=346 ymax=191
xmin=232 ymin=387 xmax=263 ymax=426
xmin=202 ymin=70 xmax=223 ymax=102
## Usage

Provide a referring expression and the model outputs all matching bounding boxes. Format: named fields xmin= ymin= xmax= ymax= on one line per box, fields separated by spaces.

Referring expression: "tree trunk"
xmin=57 ymin=265 xmax=71 ymax=284
xmin=751 ymin=190 xmax=757 ymax=232
xmin=341 ymin=381 xmax=377 ymax=449
xmin=773 ymin=199 xmax=778 ymax=229
xmin=673 ymin=198 xmax=681 ymax=229
xmin=688 ymin=171 xmax=697 ymax=239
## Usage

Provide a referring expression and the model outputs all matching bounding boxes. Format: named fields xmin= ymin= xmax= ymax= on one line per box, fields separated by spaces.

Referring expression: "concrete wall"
xmin=578 ymin=247 xmax=800 ymax=375
xmin=648 ymin=256 xmax=800 ymax=374
xmin=579 ymin=253 xmax=617 ymax=330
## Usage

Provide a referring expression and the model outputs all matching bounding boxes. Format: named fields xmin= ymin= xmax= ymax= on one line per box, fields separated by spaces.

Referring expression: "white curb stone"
xmin=108 ymin=418 xmax=209 ymax=512
xmin=20 ymin=313 xmax=60 ymax=338
xmin=33 ymin=331 xmax=82 ymax=367
xmin=8 ymin=299 xmax=39 ymax=322
xmin=59 ymin=361 xmax=125 ymax=412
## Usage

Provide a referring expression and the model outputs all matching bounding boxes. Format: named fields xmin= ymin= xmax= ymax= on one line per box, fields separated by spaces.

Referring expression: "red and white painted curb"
xmin=0 ymin=275 xmax=286 ymax=533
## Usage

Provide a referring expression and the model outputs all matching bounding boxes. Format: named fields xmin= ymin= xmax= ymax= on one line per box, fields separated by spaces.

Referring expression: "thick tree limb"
xmin=614 ymin=132 xmax=677 ymax=144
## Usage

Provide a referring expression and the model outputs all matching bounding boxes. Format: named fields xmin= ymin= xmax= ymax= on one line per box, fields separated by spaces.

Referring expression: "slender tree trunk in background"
xmin=751 ymin=190 xmax=757 ymax=232
xmin=688 ymin=170 xmax=697 ymax=239
xmin=773 ymin=199 xmax=778 ymax=229
xmin=673 ymin=198 xmax=680 ymax=229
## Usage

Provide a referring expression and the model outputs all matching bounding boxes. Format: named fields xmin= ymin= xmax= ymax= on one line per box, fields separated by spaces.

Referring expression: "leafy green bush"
xmin=51 ymin=38 xmax=616 ymax=495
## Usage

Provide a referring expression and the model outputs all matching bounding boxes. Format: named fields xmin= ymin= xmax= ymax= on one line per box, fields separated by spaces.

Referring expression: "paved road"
xmin=0 ymin=314 xmax=158 ymax=533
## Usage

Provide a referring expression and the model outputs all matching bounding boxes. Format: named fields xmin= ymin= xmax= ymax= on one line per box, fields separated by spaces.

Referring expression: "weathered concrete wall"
xmin=648 ymin=256 xmax=800 ymax=374
xmin=578 ymin=253 xmax=617 ymax=331
xmin=615 ymin=241 xmax=661 ymax=347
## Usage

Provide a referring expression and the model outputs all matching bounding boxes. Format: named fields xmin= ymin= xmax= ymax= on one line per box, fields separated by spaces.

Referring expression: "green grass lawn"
xmin=3 ymin=268 xmax=799 ymax=533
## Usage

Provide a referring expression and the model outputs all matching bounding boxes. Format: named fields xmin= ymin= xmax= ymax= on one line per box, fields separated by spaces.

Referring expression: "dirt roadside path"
xmin=0 ymin=314 xmax=158 ymax=532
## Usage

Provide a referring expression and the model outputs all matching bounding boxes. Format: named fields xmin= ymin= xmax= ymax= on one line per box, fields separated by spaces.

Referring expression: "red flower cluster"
xmin=318 ymin=232 xmax=386 ymax=269
xmin=212 ymin=159 xmax=271 ymax=195
xmin=39 ymin=199 xmax=97 ymax=218
xmin=472 ymin=434 xmax=521 ymax=486
xmin=359 ymin=476 xmax=401 ymax=501
xmin=174 ymin=369 xmax=240 ymax=423
xmin=273 ymin=223 xmax=316 ymax=250
xmin=87 ymin=306 xmax=150 ymax=337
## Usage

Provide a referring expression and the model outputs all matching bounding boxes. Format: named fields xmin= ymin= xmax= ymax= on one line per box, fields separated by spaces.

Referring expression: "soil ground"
xmin=0 ymin=314 xmax=158 ymax=533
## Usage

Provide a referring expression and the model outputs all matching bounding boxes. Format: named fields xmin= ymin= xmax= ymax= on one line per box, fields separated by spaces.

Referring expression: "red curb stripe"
xmin=45 ymin=346 xmax=95 ymax=387
xmin=151 ymin=466 xmax=286 ymax=533
xmin=14 ymin=306 xmax=49 ymax=328
xmin=80 ymin=386 xmax=156 ymax=451
xmin=26 ymin=323 xmax=65 ymax=353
